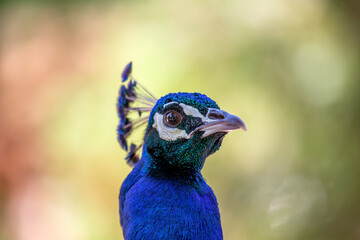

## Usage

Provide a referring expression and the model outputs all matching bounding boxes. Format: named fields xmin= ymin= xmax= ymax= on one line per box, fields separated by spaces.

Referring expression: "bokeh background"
xmin=1 ymin=0 xmax=360 ymax=239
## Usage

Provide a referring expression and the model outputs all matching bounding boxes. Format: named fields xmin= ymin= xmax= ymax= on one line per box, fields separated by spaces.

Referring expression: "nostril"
xmin=208 ymin=112 xmax=225 ymax=120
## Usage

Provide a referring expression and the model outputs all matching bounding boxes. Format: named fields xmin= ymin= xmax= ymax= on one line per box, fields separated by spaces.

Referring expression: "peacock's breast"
xmin=122 ymin=175 xmax=223 ymax=240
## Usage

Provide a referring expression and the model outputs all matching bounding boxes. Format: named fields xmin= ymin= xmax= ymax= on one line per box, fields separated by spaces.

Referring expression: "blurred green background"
xmin=1 ymin=0 xmax=360 ymax=239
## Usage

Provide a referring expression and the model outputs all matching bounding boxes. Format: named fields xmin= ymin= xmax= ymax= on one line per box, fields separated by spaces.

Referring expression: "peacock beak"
xmin=188 ymin=108 xmax=246 ymax=138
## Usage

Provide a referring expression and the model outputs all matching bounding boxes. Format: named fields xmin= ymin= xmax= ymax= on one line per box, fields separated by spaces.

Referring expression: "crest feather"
xmin=117 ymin=62 xmax=157 ymax=165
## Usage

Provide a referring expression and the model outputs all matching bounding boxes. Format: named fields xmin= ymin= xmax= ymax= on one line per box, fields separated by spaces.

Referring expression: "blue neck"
xmin=120 ymin=146 xmax=223 ymax=240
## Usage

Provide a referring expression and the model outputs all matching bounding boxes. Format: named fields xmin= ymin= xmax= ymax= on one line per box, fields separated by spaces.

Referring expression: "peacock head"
xmin=117 ymin=62 xmax=246 ymax=174
xmin=144 ymin=92 xmax=246 ymax=172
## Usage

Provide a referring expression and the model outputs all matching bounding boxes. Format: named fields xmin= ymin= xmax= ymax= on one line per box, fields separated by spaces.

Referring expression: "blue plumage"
xmin=117 ymin=62 xmax=246 ymax=240
xmin=120 ymin=149 xmax=222 ymax=239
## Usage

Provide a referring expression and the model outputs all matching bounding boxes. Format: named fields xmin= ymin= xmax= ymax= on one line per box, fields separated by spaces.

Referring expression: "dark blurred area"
xmin=1 ymin=0 xmax=360 ymax=240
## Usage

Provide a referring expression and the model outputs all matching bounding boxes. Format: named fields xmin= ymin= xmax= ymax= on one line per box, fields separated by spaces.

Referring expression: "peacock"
xmin=117 ymin=62 xmax=246 ymax=240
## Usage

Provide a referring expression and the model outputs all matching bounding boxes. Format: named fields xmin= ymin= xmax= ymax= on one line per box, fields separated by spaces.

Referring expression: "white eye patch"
xmin=152 ymin=112 xmax=189 ymax=141
xmin=152 ymin=102 xmax=215 ymax=141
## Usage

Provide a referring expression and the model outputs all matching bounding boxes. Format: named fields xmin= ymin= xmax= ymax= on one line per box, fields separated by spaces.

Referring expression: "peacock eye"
xmin=163 ymin=110 xmax=183 ymax=128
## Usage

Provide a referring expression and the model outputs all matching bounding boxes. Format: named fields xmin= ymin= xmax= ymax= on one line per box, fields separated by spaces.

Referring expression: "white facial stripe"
xmin=163 ymin=102 xmax=213 ymax=121
xmin=179 ymin=103 xmax=208 ymax=121
xmin=152 ymin=102 xmax=218 ymax=141
xmin=162 ymin=102 xmax=177 ymax=108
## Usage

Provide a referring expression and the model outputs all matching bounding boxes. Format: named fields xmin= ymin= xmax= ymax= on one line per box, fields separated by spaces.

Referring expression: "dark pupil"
xmin=166 ymin=111 xmax=180 ymax=126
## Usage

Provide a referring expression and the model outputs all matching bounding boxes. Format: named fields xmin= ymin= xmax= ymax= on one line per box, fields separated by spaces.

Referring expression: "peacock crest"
xmin=116 ymin=62 xmax=157 ymax=165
